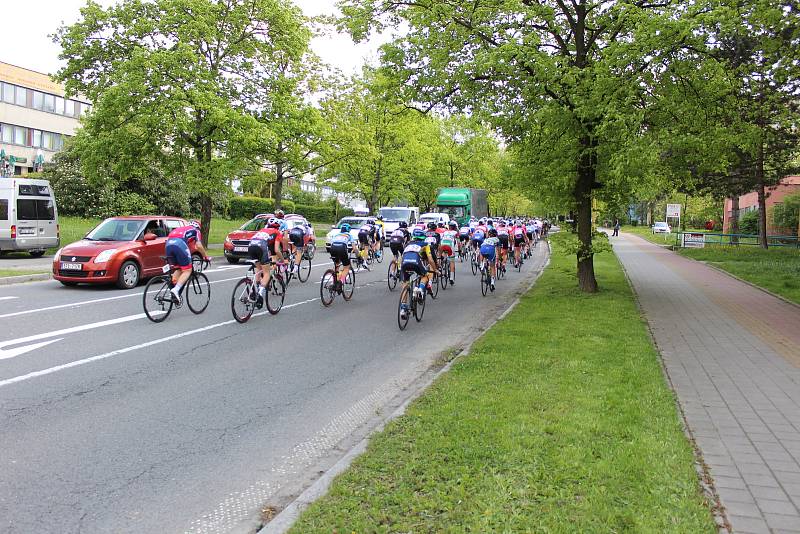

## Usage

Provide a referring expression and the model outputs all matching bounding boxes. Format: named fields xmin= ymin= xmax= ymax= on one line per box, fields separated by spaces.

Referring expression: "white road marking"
xmin=0 ymin=262 xmax=334 ymax=319
xmin=0 ymin=338 xmax=63 ymax=360
xmin=0 ymin=296 xmax=19 ymax=301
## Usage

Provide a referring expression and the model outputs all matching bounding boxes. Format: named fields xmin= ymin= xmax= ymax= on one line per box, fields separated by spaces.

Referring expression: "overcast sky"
xmin=0 ymin=0 xmax=388 ymax=77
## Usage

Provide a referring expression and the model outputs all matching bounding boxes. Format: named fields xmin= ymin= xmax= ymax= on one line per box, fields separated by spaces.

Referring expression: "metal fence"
xmin=674 ymin=232 xmax=799 ymax=248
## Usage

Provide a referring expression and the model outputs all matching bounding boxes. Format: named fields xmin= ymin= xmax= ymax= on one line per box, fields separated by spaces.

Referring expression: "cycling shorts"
xmin=401 ymin=254 xmax=426 ymax=282
xmin=514 ymin=236 xmax=525 ymax=247
xmin=165 ymin=238 xmax=192 ymax=270
xmin=471 ymin=236 xmax=484 ymax=247
xmin=526 ymin=232 xmax=533 ymax=240
xmin=329 ymin=242 xmax=350 ymax=267
xmin=390 ymin=241 xmax=405 ymax=258
xmin=289 ymin=228 xmax=305 ymax=248
xmin=498 ymin=235 xmax=510 ymax=250
xmin=358 ymin=231 xmax=371 ymax=245
xmin=248 ymin=239 xmax=272 ymax=264
xmin=480 ymin=244 xmax=496 ymax=261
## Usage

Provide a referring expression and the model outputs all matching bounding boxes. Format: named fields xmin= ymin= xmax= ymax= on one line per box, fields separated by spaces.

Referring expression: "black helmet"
xmin=488 ymin=227 xmax=498 ymax=237
xmin=448 ymin=221 xmax=457 ymax=229
xmin=437 ymin=221 xmax=445 ymax=228
xmin=427 ymin=221 xmax=437 ymax=230
xmin=399 ymin=221 xmax=408 ymax=228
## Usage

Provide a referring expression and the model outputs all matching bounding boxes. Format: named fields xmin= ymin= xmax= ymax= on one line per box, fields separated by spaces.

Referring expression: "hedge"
xmin=228 ymin=196 xmax=354 ymax=223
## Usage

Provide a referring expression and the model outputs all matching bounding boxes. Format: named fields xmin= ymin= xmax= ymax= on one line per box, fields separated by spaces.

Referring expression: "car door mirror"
xmin=143 ymin=232 xmax=157 ymax=242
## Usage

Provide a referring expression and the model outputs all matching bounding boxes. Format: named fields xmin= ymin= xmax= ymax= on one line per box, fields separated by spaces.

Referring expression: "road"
xmin=0 ymin=244 xmax=549 ymax=533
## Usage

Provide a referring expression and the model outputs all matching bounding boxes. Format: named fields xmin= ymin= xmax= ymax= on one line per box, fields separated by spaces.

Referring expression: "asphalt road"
xmin=0 ymin=243 xmax=549 ymax=533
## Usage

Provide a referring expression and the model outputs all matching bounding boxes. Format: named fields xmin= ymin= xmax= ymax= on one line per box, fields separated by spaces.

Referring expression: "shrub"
xmin=739 ymin=210 xmax=760 ymax=235
xmin=228 ymin=196 xmax=275 ymax=218
xmin=114 ymin=191 xmax=156 ymax=215
xmin=771 ymin=192 xmax=800 ymax=235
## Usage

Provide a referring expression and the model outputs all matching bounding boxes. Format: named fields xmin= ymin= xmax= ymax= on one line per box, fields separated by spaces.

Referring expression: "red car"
xmin=53 ymin=216 xmax=199 ymax=289
xmin=224 ymin=213 xmax=316 ymax=264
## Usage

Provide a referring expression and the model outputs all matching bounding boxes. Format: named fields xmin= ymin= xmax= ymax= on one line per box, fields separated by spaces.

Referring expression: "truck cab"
xmin=436 ymin=187 xmax=488 ymax=226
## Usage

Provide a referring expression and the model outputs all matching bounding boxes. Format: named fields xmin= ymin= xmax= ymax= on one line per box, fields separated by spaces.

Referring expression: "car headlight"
xmin=225 ymin=236 xmax=232 ymax=244
xmin=55 ymin=248 xmax=63 ymax=260
xmin=94 ymin=249 xmax=118 ymax=264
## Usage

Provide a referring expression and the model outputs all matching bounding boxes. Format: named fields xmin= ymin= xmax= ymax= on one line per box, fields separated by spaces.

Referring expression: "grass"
xmin=618 ymin=225 xmax=700 ymax=246
xmin=679 ymin=246 xmax=800 ymax=305
xmin=288 ymin=234 xmax=715 ymax=533
xmin=0 ymin=269 xmax=48 ymax=277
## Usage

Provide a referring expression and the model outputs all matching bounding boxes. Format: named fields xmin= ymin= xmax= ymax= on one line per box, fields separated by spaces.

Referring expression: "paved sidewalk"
xmin=613 ymin=233 xmax=800 ymax=534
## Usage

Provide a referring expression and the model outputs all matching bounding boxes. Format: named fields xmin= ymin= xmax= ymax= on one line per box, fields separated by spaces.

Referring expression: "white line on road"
xmin=0 ymin=296 xmax=19 ymax=301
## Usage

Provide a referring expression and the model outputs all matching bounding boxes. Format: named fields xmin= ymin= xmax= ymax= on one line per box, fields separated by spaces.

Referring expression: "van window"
xmin=17 ymin=199 xmax=55 ymax=221
xmin=0 ymin=199 xmax=7 ymax=220
xmin=164 ymin=219 xmax=184 ymax=232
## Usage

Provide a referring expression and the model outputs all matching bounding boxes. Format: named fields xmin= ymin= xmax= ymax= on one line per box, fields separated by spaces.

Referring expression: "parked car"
xmin=53 ymin=216 xmax=198 ymax=289
xmin=415 ymin=212 xmax=450 ymax=230
xmin=0 ymin=177 xmax=59 ymax=257
xmin=223 ymin=213 xmax=316 ymax=263
xmin=652 ymin=222 xmax=671 ymax=234
xmin=325 ymin=216 xmax=368 ymax=252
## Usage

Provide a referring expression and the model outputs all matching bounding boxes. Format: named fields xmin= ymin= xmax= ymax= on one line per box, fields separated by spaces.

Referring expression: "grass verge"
xmin=289 ymin=234 xmax=715 ymax=532
xmin=678 ymin=246 xmax=800 ymax=305
xmin=0 ymin=269 xmax=48 ymax=278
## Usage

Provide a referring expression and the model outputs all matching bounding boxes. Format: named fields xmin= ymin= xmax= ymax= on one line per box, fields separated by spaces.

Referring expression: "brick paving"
xmin=613 ymin=233 xmax=800 ymax=534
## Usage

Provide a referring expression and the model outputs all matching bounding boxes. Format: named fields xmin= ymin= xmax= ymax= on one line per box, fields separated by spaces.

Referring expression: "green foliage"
xmin=284 ymin=185 xmax=321 ymax=206
xmin=739 ymin=211 xmax=760 ymax=235
xmin=771 ymin=192 xmax=800 ymax=235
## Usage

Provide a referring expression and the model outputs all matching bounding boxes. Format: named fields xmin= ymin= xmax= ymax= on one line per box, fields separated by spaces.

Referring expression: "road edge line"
xmin=259 ymin=241 xmax=552 ymax=534
xmin=0 ymin=273 xmax=51 ymax=285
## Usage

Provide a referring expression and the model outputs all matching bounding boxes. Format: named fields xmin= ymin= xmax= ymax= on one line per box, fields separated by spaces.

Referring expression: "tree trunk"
xmin=368 ymin=157 xmax=383 ymax=215
xmin=756 ymin=141 xmax=768 ymax=249
xmin=730 ymin=196 xmax=740 ymax=245
xmin=575 ymin=132 xmax=598 ymax=293
xmin=274 ymin=142 xmax=285 ymax=210
xmin=197 ymin=141 xmax=213 ymax=247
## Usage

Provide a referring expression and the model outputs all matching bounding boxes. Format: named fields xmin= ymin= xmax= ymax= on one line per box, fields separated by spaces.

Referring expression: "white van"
xmin=0 ymin=177 xmax=59 ymax=257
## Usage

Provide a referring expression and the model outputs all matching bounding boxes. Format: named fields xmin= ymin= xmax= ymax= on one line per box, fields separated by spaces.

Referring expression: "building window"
xmin=2 ymin=83 xmax=13 ymax=104
xmin=54 ymin=96 xmax=64 ymax=115
xmin=32 ymin=91 xmax=43 ymax=110
xmin=33 ymin=129 xmax=42 ymax=148
xmin=53 ymin=134 xmax=63 ymax=150
xmin=43 ymin=93 xmax=55 ymax=113
xmin=14 ymin=126 xmax=25 ymax=145
xmin=64 ymin=99 xmax=76 ymax=117
xmin=14 ymin=86 xmax=26 ymax=106
xmin=1 ymin=124 xmax=11 ymax=143
xmin=42 ymin=131 xmax=52 ymax=150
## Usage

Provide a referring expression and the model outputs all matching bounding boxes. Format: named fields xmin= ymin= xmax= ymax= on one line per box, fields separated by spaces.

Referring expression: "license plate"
xmin=18 ymin=228 xmax=35 ymax=236
xmin=60 ymin=262 xmax=82 ymax=270
xmin=234 ymin=246 xmax=248 ymax=252
xmin=162 ymin=264 xmax=171 ymax=273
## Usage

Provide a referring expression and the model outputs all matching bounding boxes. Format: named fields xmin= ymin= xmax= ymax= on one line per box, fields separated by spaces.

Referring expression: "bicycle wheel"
xmin=375 ymin=247 xmax=383 ymax=263
xmin=342 ymin=269 xmax=355 ymax=301
xmin=266 ymin=276 xmax=285 ymax=315
xmin=186 ymin=272 xmax=211 ymax=314
xmin=387 ymin=261 xmax=398 ymax=291
xmin=398 ymin=285 xmax=411 ymax=330
xmin=297 ymin=256 xmax=312 ymax=283
xmin=320 ymin=269 xmax=336 ymax=307
xmin=414 ymin=285 xmax=426 ymax=322
xmin=430 ymin=272 xmax=439 ymax=299
xmin=284 ymin=261 xmax=295 ymax=287
xmin=480 ymin=269 xmax=489 ymax=297
xmin=440 ymin=261 xmax=449 ymax=290
xmin=231 ymin=277 xmax=256 ymax=323
xmin=143 ymin=275 xmax=173 ymax=323
xmin=517 ymin=256 xmax=523 ymax=272
xmin=471 ymin=255 xmax=478 ymax=276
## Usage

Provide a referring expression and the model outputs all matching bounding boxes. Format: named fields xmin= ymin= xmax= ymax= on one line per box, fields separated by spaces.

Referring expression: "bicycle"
xmin=397 ymin=271 xmax=427 ymax=330
xmin=320 ymin=262 xmax=355 ymax=307
xmin=470 ymin=247 xmax=479 ymax=276
xmin=143 ymin=258 xmax=210 ymax=322
xmin=230 ymin=261 xmax=286 ymax=322
xmin=284 ymin=247 xmax=312 ymax=286
xmin=387 ymin=254 xmax=402 ymax=291
xmin=439 ymin=254 xmax=452 ymax=290
xmin=479 ymin=258 xmax=492 ymax=297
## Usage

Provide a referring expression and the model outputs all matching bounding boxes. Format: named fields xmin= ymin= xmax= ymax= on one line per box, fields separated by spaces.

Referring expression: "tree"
xmin=55 ymin=0 xmax=310 ymax=244
xmin=340 ymin=0 xmax=683 ymax=292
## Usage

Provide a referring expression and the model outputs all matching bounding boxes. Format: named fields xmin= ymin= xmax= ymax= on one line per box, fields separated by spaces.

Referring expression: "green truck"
xmin=435 ymin=188 xmax=489 ymax=226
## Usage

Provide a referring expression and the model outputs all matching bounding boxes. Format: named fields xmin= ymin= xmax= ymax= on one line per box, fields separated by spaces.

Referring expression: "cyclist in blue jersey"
xmin=165 ymin=220 xmax=209 ymax=305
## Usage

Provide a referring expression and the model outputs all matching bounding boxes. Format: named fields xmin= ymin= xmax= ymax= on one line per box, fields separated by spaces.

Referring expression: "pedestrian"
xmin=612 ymin=219 xmax=620 ymax=237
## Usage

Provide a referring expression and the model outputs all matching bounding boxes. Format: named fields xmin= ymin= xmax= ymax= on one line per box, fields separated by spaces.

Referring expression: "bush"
xmin=114 ymin=191 xmax=156 ymax=215
xmin=771 ymin=192 xmax=800 ymax=235
xmin=739 ymin=210 xmax=760 ymax=235
xmin=228 ymin=196 xmax=275 ymax=218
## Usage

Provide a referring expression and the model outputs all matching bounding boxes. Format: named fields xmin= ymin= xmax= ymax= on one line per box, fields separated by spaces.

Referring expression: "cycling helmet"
xmin=267 ymin=217 xmax=280 ymax=228
xmin=189 ymin=220 xmax=201 ymax=229
xmin=436 ymin=221 xmax=445 ymax=228
xmin=367 ymin=218 xmax=375 ymax=225
xmin=427 ymin=221 xmax=437 ymax=230
xmin=412 ymin=228 xmax=426 ymax=240
xmin=399 ymin=221 xmax=408 ymax=228
xmin=340 ymin=223 xmax=351 ymax=233
xmin=377 ymin=215 xmax=384 ymax=221
xmin=488 ymin=227 xmax=498 ymax=237
xmin=275 ymin=210 xmax=285 ymax=218
xmin=448 ymin=221 xmax=458 ymax=229
xmin=487 ymin=218 xmax=494 ymax=226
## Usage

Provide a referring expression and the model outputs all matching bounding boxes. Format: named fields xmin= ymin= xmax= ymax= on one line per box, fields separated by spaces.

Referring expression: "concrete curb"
xmin=0 ymin=273 xmax=52 ymax=285
xmin=260 ymin=241 xmax=552 ymax=534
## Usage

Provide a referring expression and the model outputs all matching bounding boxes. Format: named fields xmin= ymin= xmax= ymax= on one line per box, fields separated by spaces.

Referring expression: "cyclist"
xmin=424 ymin=221 xmax=441 ymax=266
xmin=399 ymin=228 xmax=438 ymax=320
xmin=496 ymin=220 xmax=510 ymax=267
xmin=164 ymin=220 xmax=210 ymax=305
xmin=374 ymin=215 xmax=386 ymax=256
xmin=358 ymin=219 xmax=375 ymax=262
xmin=526 ymin=219 xmax=536 ymax=248
xmin=480 ymin=227 xmax=500 ymax=291
xmin=247 ymin=217 xmax=283 ymax=308
xmin=389 ymin=221 xmax=410 ymax=262
xmin=328 ymin=223 xmax=358 ymax=291
xmin=441 ymin=221 xmax=458 ymax=285
xmin=512 ymin=219 xmax=528 ymax=266
xmin=287 ymin=219 xmax=309 ymax=275
xmin=458 ymin=222 xmax=472 ymax=256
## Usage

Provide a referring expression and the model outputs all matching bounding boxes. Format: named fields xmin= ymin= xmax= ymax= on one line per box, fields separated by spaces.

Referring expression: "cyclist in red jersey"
xmin=165 ymin=220 xmax=209 ymax=304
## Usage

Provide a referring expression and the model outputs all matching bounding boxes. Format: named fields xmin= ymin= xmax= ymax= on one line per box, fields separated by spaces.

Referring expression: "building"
xmin=723 ymin=176 xmax=800 ymax=234
xmin=0 ymin=61 xmax=91 ymax=177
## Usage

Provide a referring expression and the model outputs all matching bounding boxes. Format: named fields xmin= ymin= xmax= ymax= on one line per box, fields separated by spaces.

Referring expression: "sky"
xmin=0 ymin=0 xmax=388 ymax=77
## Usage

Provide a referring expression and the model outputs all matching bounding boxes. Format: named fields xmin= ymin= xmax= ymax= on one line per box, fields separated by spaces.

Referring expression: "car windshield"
xmin=654 ymin=222 xmax=668 ymax=228
xmin=379 ymin=208 xmax=410 ymax=221
xmin=240 ymin=218 xmax=268 ymax=231
xmin=438 ymin=206 xmax=464 ymax=219
xmin=420 ymin=216 xmax=438 ymax=224
xmin=286 ymin=218 xmax=307 ymax=229
xmin=336 ymin=218 xmax=365 ymax=228
xmin=86 ymin=219 xmax=146 ymax=241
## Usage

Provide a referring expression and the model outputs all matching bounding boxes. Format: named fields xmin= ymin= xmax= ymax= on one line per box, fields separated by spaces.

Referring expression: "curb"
xmin=260 ymin=241 xmax=552 ymax=534
xmin=0 ymin=273 xmax=51 ymax=285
